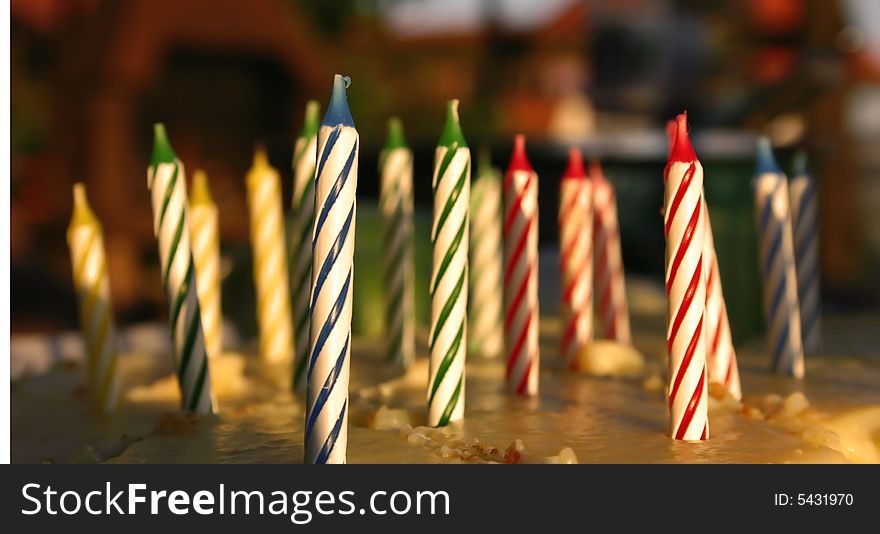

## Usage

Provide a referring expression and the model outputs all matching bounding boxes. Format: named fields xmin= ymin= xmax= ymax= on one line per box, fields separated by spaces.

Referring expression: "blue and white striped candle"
xmin=305 ymin=75 xmax=358 ymax=463
xmin=754 ymin=138 xmax=804 ymax=378
xmin=790 ymin=152 xmax=822 ymax=354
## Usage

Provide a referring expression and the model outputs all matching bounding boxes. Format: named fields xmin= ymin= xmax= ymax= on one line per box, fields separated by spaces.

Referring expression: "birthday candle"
xmin=148 ymin=124 xmax=215 ymax=414
xmin=246 ymin=148 xmax=294 ymax=365
xmin=504 ymin=135 xmax=539 ymax=396
xmin=754 ymin=138 xmax=805 ymax=378
xmin=428 ymin=100 xmax=469 ymax=426
xmin=789 ymin=152 xmax=822 ymax=354
xmin=67 ymin=184 xmax=121 ymax=413
xmin=379 ymin=117 xmax=415 ymax=369
xmin=305 ymin=75 xmax=357 ymax=463
xmin=666 ymin=120 xmax=740 ymax=400
xmin=591 ymin=160 xmax=631 ymax=344
xmin=468 ymin=149 xmax=504 ymax=359
xmin=189 ymin=170 xmax=222 ymax=361
xmin=558 ymin=148 xmax=593 ymax=369
xmin=663 ymin=113 xmax=709 ymax=441
xmin=290 ymin=100 xmax=320 ymax=393
xmin=703 ymin=201 xmax=742 ymax=400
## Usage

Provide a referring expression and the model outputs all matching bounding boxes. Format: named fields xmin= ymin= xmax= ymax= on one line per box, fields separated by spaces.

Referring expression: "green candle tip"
xmin=151 ymin=123 xmax=176 ymax=166
xmin=438 ymin=99 xmax=467 ymax=148
xmin=384 ymin=117 xmax=408 ymax=150
xmin=300 ymin=100 xmax=321 ymax=139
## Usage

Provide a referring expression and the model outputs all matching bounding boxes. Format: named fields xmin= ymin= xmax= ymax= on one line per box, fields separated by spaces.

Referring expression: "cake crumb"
xmin=761 ymin=394 xmax=785 ymax=419
xmin=642 ymin=374 xmax=664 ymax=393
xmin=546 ymin=447 xmax=579 ymax=464
xmin=742 ymin=403 xmax=764 ymax=420
xmin=153 ymin=412 xmax=201 ymax=435
xmin=503 ymin=443 xmax=522 ymax=464
xmin=406 ymin=432 xmax=426 ymax=445
xmin=776 ymin=392 xmax=811 ymax=420
xmin=708 ymin=382 xmax=727 ymax=400
xmin=370 ymin=406 xmax=410 ymax=430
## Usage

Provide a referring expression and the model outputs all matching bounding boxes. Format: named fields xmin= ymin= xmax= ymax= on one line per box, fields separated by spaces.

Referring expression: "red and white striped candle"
xmin=663 ymin=113 xmax=709 ymax=441
xmin=666 ymin=120 xmax=741 ymax=400
xmin=703 ymin=201 xmax=742 ymax=400
xmin=503 ymin=135 xmax=539 ymax=396
xmin=558 ymin=148 xmax=593 ymax=369
xmin=591 ymin=160 xmax=631 ymax=344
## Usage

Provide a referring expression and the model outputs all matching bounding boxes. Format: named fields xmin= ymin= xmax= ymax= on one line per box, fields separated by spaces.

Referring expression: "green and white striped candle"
xmin=428 ymin=100 xmax=470 ymax=427
xmin=379 ymin=117 xmax=415 ymax=369
xmin=468 ymin=150 xmax=504 ymax=358
xmin=290 ymin=100 xmax=320 ymax=393
xmin=147 ymin=124 xmax=215 ymax=413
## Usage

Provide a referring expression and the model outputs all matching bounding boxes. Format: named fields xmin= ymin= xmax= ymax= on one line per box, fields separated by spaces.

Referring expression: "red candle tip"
xmin=562 ymin=147 xmax=586 ymax=179
xmin=668 ymin=112 xmax=697 ymax=163
xmin=507 ymin=134 xmax=533 ymax=173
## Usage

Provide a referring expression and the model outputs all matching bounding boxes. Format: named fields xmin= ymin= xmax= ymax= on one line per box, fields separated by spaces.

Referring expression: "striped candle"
xmin=504 ymin=135 xmax=539 ymax=396
xmin=666 ymin=120 xmax=740 ymax=400
xmin=379 ymin=117 xmax=415 ymax=369
xmin=591 ymin=160 xmax=631 ymax=344
xmin=189 ymin=170 xmax=222 ymax=361
xmin=468 ymin=149 xmax=504 ymax=359
xmin=305 ymin=74 xmax=357 ymax=463
xmin=703 ymin=201 xmax=742 ymax=400
xmin=246 ymin=147 xmax=294 ymax=365
xmin=558 ymin=148 xmax=593 ymax=369
xmin=663 ymin=114 xmax=709 ymax=441
xmin=289 ymin=100 xmax=320 ymax=393
xmin=147 ymin=124 xmax=215 ymax=414
xmin=790 ymin=152 xmax=822 ymax=354
xmin=428 ymin=100 xmax=470 ymax=426
xmin=67 ymin=184 xmax=121 ymax=413
xmin=754 ymin=138 xmax=804 ymax=378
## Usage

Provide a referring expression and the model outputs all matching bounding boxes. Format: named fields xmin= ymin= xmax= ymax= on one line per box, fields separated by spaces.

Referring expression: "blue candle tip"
xmin=755 ymin=136 xmax=781 ymax=176
xmin=323 ymin=74 xmax=355 ymax=128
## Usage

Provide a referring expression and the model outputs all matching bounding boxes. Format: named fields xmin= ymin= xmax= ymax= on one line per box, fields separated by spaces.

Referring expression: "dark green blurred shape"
xmin=703 ymin=159 xmax=764 ymax=343
xmin=601 ymin=156 xmax=764 ymax=344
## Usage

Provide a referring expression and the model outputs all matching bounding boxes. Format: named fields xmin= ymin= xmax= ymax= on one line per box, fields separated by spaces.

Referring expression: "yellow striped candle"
xmin=66 ymin=183 xmax=121 ymax=413
xmin=246 ymin=148 xmax=294 ymax=364
xmin=189 ymin=170 xmax=223 ymax=361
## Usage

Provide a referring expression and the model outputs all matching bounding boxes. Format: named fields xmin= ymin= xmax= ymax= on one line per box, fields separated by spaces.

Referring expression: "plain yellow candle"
xmin=246 ymin=148 xmax=294 ymax=364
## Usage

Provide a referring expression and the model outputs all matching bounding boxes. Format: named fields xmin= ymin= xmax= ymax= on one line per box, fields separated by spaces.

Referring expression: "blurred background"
xmin=10 ymin=0 xmax=880 ymax=345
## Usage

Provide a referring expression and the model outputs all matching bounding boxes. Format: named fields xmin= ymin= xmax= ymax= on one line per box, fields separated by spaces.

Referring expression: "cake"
xmin=11 ymin=281 xmax=880 ymax=464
